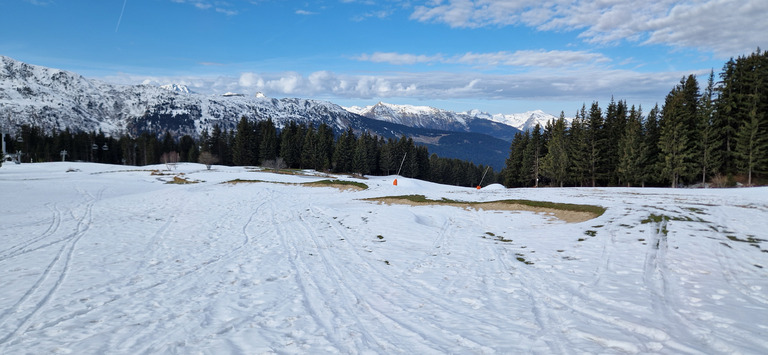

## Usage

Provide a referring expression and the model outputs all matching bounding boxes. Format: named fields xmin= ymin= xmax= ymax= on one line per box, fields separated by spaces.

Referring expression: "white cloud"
xmin=295 ymin=9 xmax=317 ymax=15
xmin=354 ymin=50 xmax=610 ymax=68
xmin=171 ymin=0 xmax=240 ymax=16
xmin=354 ymin=52 xmax=444 ymax=65
xmin=101 ymin=64 xmax=702 ymax=113
xmin=238 ymin=72 xmax=264 ymax=88
xmin=409 ymin=0 xmax=768 ymax=57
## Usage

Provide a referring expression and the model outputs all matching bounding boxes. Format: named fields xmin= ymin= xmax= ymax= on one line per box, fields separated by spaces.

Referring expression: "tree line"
xmin=1 ymin=117 xmax=500 ymax=188
xmin=503 ymin=49 xmax=767 ymax=188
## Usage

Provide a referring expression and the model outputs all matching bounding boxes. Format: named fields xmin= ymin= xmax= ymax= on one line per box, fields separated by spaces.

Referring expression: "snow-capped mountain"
xmin=345 ymin=102 xmax=522 ymax=142
xmin=346 ymin=102 xmax=565 ymax=139
xmin=0 ymin=55 xmax=365 ymax=137
xmin=160 ymin=83 xmax=192 ymax=94
xmin=469 ymin=109 xmax=569 ymax=132
xmin=0 ymin=56 xmax=513 ymax=168
xmin=345 ymin=102 xmax=469 ymax=129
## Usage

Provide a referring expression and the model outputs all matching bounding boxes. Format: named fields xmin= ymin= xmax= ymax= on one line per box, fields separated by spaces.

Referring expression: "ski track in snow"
xmin=1 ymin=162 xmax=767 ymax=354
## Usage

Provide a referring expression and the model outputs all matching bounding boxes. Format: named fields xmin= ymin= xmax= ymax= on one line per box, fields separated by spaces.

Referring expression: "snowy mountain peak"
xmin=254 ymin=92 xmax=266 ymax=98
xmin=345 ymin=101 xmax=564 ymax=133
xmin=160 ymin=84 xmax=192 ymax=94
xmin=485 ymin=109 xmax=568 ymax=132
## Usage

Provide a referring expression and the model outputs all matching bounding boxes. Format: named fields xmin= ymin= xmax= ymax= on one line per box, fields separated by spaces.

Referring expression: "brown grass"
xmin=367 ymin=196 xmax=603 ymax=223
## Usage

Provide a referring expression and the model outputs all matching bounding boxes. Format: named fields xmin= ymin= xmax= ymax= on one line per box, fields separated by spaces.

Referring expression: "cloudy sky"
xmin=1 ymin=0 xmax=766 ymax=115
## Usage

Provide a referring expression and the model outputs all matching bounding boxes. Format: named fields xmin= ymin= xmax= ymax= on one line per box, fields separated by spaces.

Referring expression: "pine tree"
xmin=617 ymin=105 xmax=645 ymax=186
xmin=642 ymin=104 xmax=663 ymax=186
xmin=659 ymin=77 xmax=698 ymax=187
xmin=232 ymin=116 xmax=256 ymax=166
xmin=541 ymin=112 xmax=569 ymax=187
xmin=258 ymin=119 xmax=278 ymax=164
xmin=734 ymin=88 xmax=767 ymax=185
xmin=279 ymin=121 xmax=303 ymax=168
xmin=697 ymin=70 xmax=721 ymax=184
xmin=300 ymin=125 xmax=318 ymax=170
xmin=316 ymin=124 xmax=334 ymax=171
xmin=586 ymin=102 xmax=605 ymax=187
xmin=333 ymin=127 xmax=355 ymax=173
xmin=603 ymin=97 xmax=627 ymax=185
xmin=503 ymin=131 xmax=526 ymax=187
xmin=568 ymin=105 xmax=590 ymax=186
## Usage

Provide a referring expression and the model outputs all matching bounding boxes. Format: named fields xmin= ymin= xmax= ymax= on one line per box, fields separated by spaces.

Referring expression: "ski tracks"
xmin=0 ymin=187 xmax=102 ymax=349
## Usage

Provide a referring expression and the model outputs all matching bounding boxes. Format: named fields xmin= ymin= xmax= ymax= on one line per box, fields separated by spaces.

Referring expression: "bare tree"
xmin=263 ymin=157 xmax=286 ymax=173
xmin=198 ymin=151 xmax=219 ymax=170
xmin=161 ymin=151 xmax=180 ymax=170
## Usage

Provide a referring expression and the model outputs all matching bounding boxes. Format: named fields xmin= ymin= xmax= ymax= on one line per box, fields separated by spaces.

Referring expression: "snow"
xmin=1 ymin=162 xmax=767 ymax=354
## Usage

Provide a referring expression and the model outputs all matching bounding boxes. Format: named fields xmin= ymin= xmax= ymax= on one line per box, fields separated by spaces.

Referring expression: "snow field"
xmin=1 ymin=162 xmax=767 ymax=354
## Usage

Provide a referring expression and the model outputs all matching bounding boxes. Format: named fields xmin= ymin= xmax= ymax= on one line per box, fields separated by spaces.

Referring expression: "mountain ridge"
xmin=0 ymin=55 xmax=531 ymax=169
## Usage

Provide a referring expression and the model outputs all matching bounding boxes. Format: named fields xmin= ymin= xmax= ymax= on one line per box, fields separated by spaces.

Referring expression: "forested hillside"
xmin=503 ymin=50 xmax=768 ymax=187
xmin=1 ymin=118 xmax=499 ymax=188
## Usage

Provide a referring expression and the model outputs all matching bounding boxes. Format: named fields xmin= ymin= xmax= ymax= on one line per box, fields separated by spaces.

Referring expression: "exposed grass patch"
xmin=167 ymin=176 xmax=198 ymax=184
xmin=306 ymin=179 xmax=368 ymax=191
xmin=727 ymin=235 xmax=766 ymax=244
xmin=224 ymin=178 xmax=367 ymax=191
xmin=584 ymin=230 xmax=597 ymax=237
xmin=365 ymin=195 xmax=605 ymax=223
xmin=515 ymin=253 xmax=534 ymax=265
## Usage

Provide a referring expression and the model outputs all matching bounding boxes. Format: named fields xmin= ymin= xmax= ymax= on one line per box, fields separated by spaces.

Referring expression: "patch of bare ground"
xmin=367 ymin=196 xmax=602 ymax=223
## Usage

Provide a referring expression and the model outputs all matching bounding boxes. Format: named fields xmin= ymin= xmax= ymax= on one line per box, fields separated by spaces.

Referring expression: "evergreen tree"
xmin=333 ymin=127 xmax=355 ymax=173
xmin=659 ymin=77 xmax=699 ymax=187
xmin=603 ymin=97 xmax=627 ymax=185
xmin=642 ymin=104 xmax=663 ymax=186
xmin=617 ymin=105 xmax=645 ymax=186
xmin=300 ymin=125 xmax=318 ymax=170
xmin=258 ymin=119 xmax=278 ymax=164
xmin=586 ymin=102 xmax=605 ymax=186
xmin=503 ymin=131 xmax=526 ymax=187
xmin=568 ymin=105 xmax=590 ymax=186
xmin=352 ymin=131 xmax=371 ymax=175
xmin=541 ymin=112 xmax=569 ymax=187
xmin=232 ymin=116 xmax=256 ymax=166
xmin=279 ymin=121 xmax=303 ymax=168
xmin=316 ymin=123 xmax=334 ymax=171
xmin=697 ymin=70 xmax=721 ymax=183
xmin=734 ymin=89 xmax=767 ymax=185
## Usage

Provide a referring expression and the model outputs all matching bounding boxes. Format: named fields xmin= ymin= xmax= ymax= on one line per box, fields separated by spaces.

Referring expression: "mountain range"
xmin=0 ymin=55 xmax=562 ymax=169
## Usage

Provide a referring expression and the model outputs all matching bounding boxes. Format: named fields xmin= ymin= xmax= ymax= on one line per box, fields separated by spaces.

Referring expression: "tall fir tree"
xmin=659 ymin=77 xmax=699 ymax=187
xmin=617 ymin=105 xmax=645 ymax=186
xmin=586 ymin=102 xmax=605 ymax=187
xmin=232 ymin=116 xmax=256 ymax=166
xmin=697 ymin=70 xmax=721 ymax=183
xmin=258 ymin=119 xmax=278 ymax=164
xmin=568 ymin=105 xmax=590 ymax=186
xmin=541 ymin=112 xmax=569 ymax=187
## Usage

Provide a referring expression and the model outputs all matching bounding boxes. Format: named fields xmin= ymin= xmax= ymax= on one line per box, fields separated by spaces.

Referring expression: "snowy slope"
xmin=1 ymin=162 xmax=767 ymax=354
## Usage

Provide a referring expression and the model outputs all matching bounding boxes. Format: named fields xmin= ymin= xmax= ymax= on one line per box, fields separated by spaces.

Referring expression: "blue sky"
xmin=1 ymin=0 xmax=766 ymax=116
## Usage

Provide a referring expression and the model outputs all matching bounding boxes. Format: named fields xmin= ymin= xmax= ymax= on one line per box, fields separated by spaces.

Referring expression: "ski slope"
xmin=1 ymin=162 xmax=767 ymax=354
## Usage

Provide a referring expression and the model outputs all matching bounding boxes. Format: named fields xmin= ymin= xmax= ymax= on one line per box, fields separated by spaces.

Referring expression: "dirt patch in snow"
xmin=304 ymin=183 xmax=366 ymax=192
xmin=368 ymin=198 xmax=598 ymax=223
